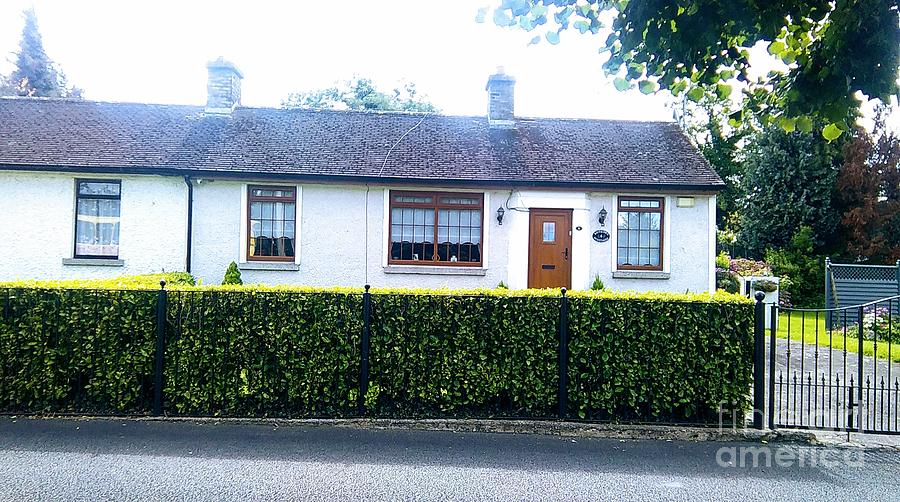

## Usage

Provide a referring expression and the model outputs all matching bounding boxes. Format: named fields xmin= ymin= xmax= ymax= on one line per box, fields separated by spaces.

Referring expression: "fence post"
xmin=857 ymin=305 xmax=864 ymax=433
xmin=359 ymin=284 xmax=371 ymax=416
xmin=153 ymin=280 xmax=167 ymax=416
xmin=753 ymin=291 xmax=765 ymax=429
xmin=558 ymin=287 xmax=568 ymax=419
xmin=768 ymin=303 xmax=777 ymax=429
xmin=824 ymin=257 xmax=832 ymax=330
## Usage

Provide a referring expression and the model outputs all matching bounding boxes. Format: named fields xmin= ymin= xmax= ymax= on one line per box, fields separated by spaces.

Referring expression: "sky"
xmin=0 ymin=0 xmax=896 ymax=130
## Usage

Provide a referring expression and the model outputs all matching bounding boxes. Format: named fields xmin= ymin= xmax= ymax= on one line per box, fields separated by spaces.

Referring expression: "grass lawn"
xmin=774 ymin=311 xmax=900 ymax=363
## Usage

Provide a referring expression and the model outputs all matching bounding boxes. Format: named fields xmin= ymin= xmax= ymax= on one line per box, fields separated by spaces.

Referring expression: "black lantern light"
xmin=496 ymin=206 xmax=506 ymax=225
xmin=598 ymin=207 xmax=608 ymax=227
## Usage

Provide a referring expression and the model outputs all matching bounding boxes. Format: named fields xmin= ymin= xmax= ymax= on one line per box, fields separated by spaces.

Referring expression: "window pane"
xmin=471 ymin=211 xmax=481 ymax=227
xmin=460 ymin=210 xmax=471 ymax=226
xmin=424 ymin=209 xmax=435 ymax=226
xmin=285 ymin=203 xmax=295 ymax=220
xmin=262 ymin=202 xmax=274 ymax=219
xmin=437 ymin=226 xmax=448 ymax=242
xmin=251 ymin=202 xmax=262 ymax=219
xmin=617 ymin=247 xmax=628 ymax=265
xmin=618 ymin=212 xmax=628 ymax=229
xmin=639 ymin=248 xmax=650 ymax=265
xmin=438 ymin=209 xmax=449 ymax=225
xmin=650 ymin=249 xmax=660 ymax=266
xmin=79 ymin=181 xmax=119 ymax=197
xmin=449 ymin=210 xmax=459 ymax=226
xmin=284 ymin=221 xmax=295 ymax=238
xmin=402 ymin=208 xmax=414 ymax=224
xmin=542 ymin=222 xmax=555 ymax=242
xmin=75 ymin=198 xmax=120 ymax=257
xmin=628 ymin=248 xmax=639 ymax=265
xmin=650 ymin=213 xmax=660 ymax=230
xmin=391 ymin=224 xmax=402 ymax=241
xmin=640 ymin=212 xmax=650 ymax=228
xmin=650 ymin=230 xmax=660 ymax=247
xmin=414 ymin=208 xmax=426 ymax=225
xmin=449 ymin=227 xmax=460 ymax=243
xmin=628 ymin=212 xmax=640 ymax=228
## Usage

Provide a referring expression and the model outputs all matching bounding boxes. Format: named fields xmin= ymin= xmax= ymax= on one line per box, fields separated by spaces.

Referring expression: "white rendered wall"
xmin=190 ymin=182 xmax=511 ymax=288
xmin=0 ymin=172 xmax=714 ymax=293
xmin=0 ymin=171 xmax=187 ymax=281
xmin=587 ymin=192 xmax=714 ymax=293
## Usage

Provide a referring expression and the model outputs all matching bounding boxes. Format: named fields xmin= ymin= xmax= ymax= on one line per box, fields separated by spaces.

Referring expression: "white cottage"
xmin=0 ymin=59 xmax=722 ymax=292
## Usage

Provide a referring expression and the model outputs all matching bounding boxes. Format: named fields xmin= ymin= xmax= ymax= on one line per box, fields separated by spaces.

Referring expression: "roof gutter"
xmin=0 ymin=163 xmax=726 ymax=193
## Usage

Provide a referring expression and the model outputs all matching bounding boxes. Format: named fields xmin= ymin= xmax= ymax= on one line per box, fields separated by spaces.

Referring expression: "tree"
xmin=486 ymin=1 xmax=900 ymax=140
xmin=738 ymin=126 xmax=844 ymax=255
xmin=3 ymin=8 xmax=81 ymax=98
xmin=834 ymin=112 xmax=900 ymax=263
xmin=282 ymin=77 xmax=438 ymax=112
xmin=222 ymin=261 xmax=243 ymax=285
xmin=765 ymin=226 xmax=825 ymax=307
xmin=674 ymin=93 xmax=748 ymax=230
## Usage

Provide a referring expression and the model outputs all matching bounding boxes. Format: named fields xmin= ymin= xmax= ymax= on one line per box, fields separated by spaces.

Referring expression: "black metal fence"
xmin=768 ymin=295 xmax=900 ymax=434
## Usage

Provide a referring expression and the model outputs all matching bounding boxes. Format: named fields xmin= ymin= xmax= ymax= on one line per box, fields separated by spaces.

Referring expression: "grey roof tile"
xmin=0 ymin=98 xmax=723 ymax=189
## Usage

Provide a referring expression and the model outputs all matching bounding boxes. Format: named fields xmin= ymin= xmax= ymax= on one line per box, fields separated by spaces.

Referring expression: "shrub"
xmin=496 ymin=281 xmax=508 ymax=289
xmin=591 ymin=276 xmax=605 ymax=291
xmin=0 ymin=272 xmax=195 ymax=290
xmin=716 ymin=269 xmax=740 ymax=294
xmin=765 ymin=226 xmax=824 ymax=307
xmin=715 ymin=251 xmax=731 ymax=270
xmin=0 ymin=285 xmax=753 ymax=423
xmin=752 ymin=279 xmax=778 ymax=293
xmin=222 ymin=262 xmax=242 ymax=285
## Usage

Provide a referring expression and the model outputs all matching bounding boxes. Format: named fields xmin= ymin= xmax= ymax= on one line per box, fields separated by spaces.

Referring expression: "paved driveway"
xmin=765 ymin=338 xmax=900 ymax=432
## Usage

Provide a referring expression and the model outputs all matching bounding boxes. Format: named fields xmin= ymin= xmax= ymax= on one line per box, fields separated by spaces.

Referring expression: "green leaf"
xmin=613 ymin=77 xmax=630 ymax=91
xmin=777 ymin=116 xmax=796 ymax=133
xmin=638 ymin=80 xmax=656 ymax=94
xmin=796 ymin=116 xmax=813 ymax=133
xmin=715 ymin=83 xmax=732 ymax=100
xmin=687 ymin=87 xmax=704 ymax=102
xmin=767 ymin=41 xmax=785 ymax=56
xmin=822 ymin=123 xmax=844 ymax=141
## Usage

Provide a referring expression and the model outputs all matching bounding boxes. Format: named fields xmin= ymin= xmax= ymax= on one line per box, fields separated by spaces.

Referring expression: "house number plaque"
xmin=592 ymin=230 xmax=610 ymax=243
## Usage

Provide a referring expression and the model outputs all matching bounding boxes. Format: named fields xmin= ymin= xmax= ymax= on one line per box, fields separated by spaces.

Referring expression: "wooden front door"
xmin=528 ymin=209 xmax=573 ymax=289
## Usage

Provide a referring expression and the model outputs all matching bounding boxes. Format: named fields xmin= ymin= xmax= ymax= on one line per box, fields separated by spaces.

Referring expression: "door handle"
xmin=564 ymin=247 xmax=569 ymax=260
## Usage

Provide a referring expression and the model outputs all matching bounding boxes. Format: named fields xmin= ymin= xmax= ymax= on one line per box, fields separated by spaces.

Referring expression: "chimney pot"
xmin=206 ymin=57 xmax=243 ymax=114
xmin=486 ymin=69 xmax=515 ymax=128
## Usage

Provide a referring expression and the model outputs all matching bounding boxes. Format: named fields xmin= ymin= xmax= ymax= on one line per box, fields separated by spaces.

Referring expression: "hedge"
xmin=0 ymin=279 xmax=754 ymax=423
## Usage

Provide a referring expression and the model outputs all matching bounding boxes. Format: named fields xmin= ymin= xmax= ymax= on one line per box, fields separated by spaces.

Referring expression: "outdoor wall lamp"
xmin=496 ymin=206 xmax=506 ymax=225
xmin=598 ymin=207 xmax=608 ymax=227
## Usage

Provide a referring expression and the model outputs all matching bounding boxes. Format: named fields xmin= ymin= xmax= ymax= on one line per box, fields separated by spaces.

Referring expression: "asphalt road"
xmin=0 ymin=418 xmax=897 ymax=501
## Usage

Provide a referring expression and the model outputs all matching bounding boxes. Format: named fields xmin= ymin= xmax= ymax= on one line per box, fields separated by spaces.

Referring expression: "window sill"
xmin=383 ymin=265 xmax=487 ymax=276
xmin=612 ymin=270 xmax=670 ymax=280
xmin=238 ymin=262 xmax=300 ymax=271
xmin=62 ymin=258 xmax=124 ymax=267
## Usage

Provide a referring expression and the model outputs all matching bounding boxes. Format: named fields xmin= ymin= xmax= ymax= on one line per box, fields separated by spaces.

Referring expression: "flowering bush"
xmin=860 ymin=305 xmax=900 ymax=344
xmin=729 ymin=258 xmax=772 ymax=277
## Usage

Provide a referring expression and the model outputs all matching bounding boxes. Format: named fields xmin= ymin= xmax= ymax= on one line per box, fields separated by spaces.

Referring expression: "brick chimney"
xmin=486 ymin=67 xmax=515 ymax=128
xmin=205 ymin=57 xmax=243 ymax=114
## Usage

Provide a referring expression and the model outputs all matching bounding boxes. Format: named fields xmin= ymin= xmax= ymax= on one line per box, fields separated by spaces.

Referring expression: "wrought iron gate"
xmin=767 ymin=295 xmax=900 ymax=434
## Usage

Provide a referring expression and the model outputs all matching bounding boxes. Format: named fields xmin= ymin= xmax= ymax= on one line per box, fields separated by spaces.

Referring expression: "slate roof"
xmin=0 ymin=98 xmax=723 ymax=190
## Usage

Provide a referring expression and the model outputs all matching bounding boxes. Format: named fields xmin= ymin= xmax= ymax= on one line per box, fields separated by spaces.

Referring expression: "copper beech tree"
xmin=836 ymin=115 xmax=900 ymax=263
